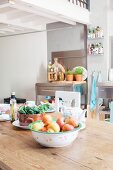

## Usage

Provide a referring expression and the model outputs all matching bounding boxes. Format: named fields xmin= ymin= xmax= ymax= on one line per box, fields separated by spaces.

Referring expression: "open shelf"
xmin=87 ymin=37 xmax=104 ymax=40
xmin=88 ymin=54 xmax=104 ymax=56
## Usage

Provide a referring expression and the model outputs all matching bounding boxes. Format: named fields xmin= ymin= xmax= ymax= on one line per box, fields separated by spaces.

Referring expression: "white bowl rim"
xmin=29 ymin=120 xmax=82 ymax=134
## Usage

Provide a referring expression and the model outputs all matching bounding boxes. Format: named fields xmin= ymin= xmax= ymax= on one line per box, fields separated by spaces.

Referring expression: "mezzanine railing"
xmin=68 ymin=0 xmax=90 ymax=10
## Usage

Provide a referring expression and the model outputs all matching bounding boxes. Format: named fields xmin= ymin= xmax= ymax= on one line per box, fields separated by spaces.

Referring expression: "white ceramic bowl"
xmin=29 ymin=121 xmax=81 ymax=147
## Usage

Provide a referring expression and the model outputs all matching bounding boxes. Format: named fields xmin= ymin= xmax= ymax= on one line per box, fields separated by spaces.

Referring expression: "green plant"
xmin=65 ymin=70 xmax=74 ymax=75
xmin=74 ymin=67 xmax=83 ymax=75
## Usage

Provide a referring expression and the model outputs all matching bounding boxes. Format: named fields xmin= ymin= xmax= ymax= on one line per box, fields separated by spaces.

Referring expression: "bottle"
xmin=10 ymin=92 xmax=17 ymax=122
xmin=54 ymin=72 xmax=58 ymax=81
xmin=48 ymin=60 xmax=52 ymax=72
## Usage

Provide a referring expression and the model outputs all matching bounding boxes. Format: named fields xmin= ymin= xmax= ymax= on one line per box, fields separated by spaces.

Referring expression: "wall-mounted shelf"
xmin=88 ymin=54 xmax=104 ymax=56
xmin=87 ymin=26 xmax=104 ymax=56
xmin=88 ymin=26 xmax=104 ymax=39
xmin=87 ymin=42 xmax=104 ymax=56
xmin=88 ymin=37 xmax=104 ymax=40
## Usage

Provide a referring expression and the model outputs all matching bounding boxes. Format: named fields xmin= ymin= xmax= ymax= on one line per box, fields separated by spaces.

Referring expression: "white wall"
xmin=108 ymin=0 xmax=113 ymax=67
xmin=47 ymin=24 xmax=84 ymax=61
xmin=88 ymin=0 xmax=110 ymax=80
xmin=109 ymin=0 xmax=113 ymax=36
xmin=0 ymin=32 xmax=47 ymax=102
xmin=87 ymin=0 xmax=110 ymax=103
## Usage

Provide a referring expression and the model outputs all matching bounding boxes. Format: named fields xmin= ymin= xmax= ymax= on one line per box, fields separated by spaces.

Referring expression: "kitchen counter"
xmin=97 ymin=81 xmax=113 ymax=99
xmin=0 ymin=120 xmax=113 ymax=170
xmin=97 ymin=81 xmax=113 ymax=88
xmin=35 ymin=81 xmax=87 ymax=104
xmin=51 ymin=81 xmax=86 ymax=84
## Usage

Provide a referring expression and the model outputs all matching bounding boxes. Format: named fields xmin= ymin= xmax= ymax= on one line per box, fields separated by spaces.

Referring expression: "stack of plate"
xmin=0 ymin=114 xmax=10 ymax=121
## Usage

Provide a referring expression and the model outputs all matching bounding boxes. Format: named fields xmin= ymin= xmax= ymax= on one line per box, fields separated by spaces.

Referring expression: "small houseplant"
xmin=65 ymin=70 xmax=74 ymax=81
xmin=74 ymin=67 xmax=84 ymax=81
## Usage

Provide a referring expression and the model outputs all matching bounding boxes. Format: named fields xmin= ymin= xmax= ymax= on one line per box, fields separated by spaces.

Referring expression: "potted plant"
xmin=74 ymin=67 xmax=84 ymax=81
xmin=65 ymin=70 xmax=74 ymax=81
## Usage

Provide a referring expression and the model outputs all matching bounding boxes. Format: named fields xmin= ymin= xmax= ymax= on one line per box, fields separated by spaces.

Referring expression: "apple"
xmin=47 ymin=128 xmax=55 ymax=133
xmin=56 ymin=117 xmax=65 ymax=129
xmin=42 ymin=114 xmax=52 ymax=126
xmin=65 ymin=117 xmax=78 ymax=128
xmin=32 ymin=122 xmax=44 ymax=131
xmin=41 ymin=126 xmax=47 ymax=132
xmin=62 ymin=124 xmax=74 ymax=132
xmin=47 ymin=122 xmax=60 ymax=132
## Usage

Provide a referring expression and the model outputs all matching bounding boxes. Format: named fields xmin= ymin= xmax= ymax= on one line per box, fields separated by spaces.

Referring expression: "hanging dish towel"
xmin=73 ymin=85 xmax=83 ymax=95
xmin=90 ymin=74 xmax=98 ymax=112
xmin=97 ymin=71 xmax=103 ymax=107
xmin=110 ymin=101 xmax=113 ymax=123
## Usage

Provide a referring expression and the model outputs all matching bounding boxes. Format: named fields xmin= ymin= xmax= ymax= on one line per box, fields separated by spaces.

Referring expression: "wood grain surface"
xmin=0 ymin=120 xmax=113 ymax=170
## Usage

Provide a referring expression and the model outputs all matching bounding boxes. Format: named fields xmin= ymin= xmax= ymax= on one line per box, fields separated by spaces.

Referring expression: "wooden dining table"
xmin=0 ymin=119 xmax=113 ymax=170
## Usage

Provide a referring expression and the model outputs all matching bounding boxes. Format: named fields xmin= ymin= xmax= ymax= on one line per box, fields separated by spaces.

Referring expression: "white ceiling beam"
xmin=0 ymin=14 xmax=46 ymax=31
xmin=21 ymin=14 xmax=55 ymax=26
xmin=19 ymin=14 xmax=37 ymax=23
xmin=7 ymin=10 xmax=30 ymax=20
xmin=0 ymin=23 xmax=7 ymax=28
xmin=0 ymin=28 xmax=15 ymax=33
xmin=5 ymin=20 xmax=46 ymax=31
xmin=1 ymin=8 xmax=18 ymax=15
xmin=0 ymin=3 xmax=9 ymax=9
xmin=8 ymin=25 xmax=24 ymax=31
xmin=33 ymin=19 xmax=56 ymax=26
xmin=0 ymin=7 xmax=14 ymax=13
xmin=0 ymin=30 xmax=6 ymax=34
xmin=8 ymin=3 xmax=76 ymax=25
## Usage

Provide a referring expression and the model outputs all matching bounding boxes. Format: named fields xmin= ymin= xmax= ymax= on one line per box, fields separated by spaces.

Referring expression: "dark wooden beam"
xmin=52 ymin=50 xmax=86 ymax=59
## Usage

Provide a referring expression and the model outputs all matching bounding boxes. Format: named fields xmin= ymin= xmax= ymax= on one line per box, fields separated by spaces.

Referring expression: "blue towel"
xmin=90 ymin=75 xmax=98 ymax=112
xmin=97 ymin=71 xmax=103 ymax=106
xmin=73 ymin=85 xmax=83 ymax=95
xmin=110 ymin=101 xmax=113 ymax=123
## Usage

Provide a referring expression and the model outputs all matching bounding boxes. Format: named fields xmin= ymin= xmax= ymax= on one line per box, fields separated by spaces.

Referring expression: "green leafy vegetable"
xmin=18 ymin=103 xmax=54 ymax=114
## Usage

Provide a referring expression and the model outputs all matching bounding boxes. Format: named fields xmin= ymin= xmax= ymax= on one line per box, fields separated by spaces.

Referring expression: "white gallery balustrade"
xmin=68 ymin=0 xmax=90 ymax=10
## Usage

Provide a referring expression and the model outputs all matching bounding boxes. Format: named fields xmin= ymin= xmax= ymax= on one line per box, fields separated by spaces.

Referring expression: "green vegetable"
xmin=18 ymin=106 xmax=39 ymax=114
xmin=18 ymin=106 xmax=26 ymax=114
xmin=18 ymin=103 xmax=53 ymax=114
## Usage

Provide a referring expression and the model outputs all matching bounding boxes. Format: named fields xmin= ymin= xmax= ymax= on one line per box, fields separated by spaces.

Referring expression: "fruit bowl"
xmin=29 ymin=121 xmax=81 ymax=147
